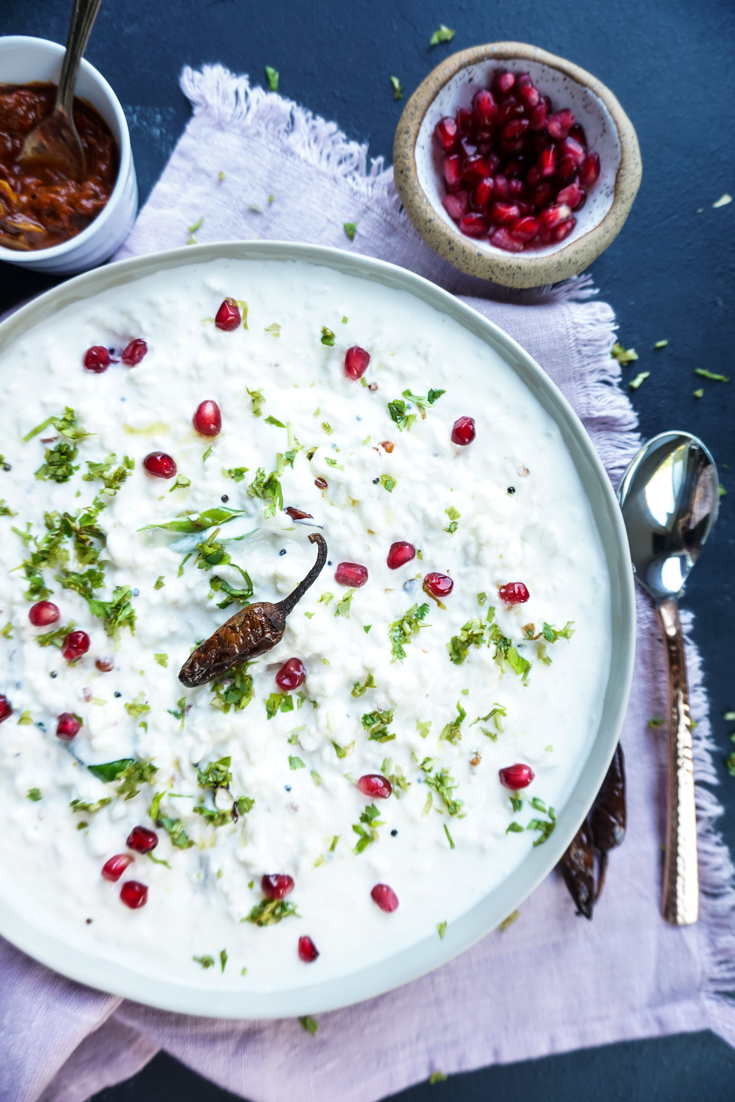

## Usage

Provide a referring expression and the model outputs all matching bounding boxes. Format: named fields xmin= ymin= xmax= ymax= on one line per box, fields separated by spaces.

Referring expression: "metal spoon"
xmin=618 ymin=431 xmax=719 ymax=925
xmin=18 ymin=0 xmax=104 ymax=181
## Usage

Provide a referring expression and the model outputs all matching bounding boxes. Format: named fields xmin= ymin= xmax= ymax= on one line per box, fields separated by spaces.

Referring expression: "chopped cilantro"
xmin=541 ymin=621 xmax=575 ymax=643
xmin=83 ymin=454 xmax=134 ymax=495
xmin=154 ymin=653 xmax=168 ymax=668
xmin=364 ymin=624 xmax=371 ymax=634
xmin=477 ymin=592 xmax=487 ymax=605
xmin=0 ymin=622 xmax=12 ymax=639
xmin=388 ymin=602 xmax=430 ymax=662
xmin=693 ymin=388 xmax=704 ymax=398
xmin=140 ymin=506 xmax=243 ymax=533
xmin=343 ymin=222 xmax=356 ymax=241
xmin=381 ymin=756 xmax=410 ymax=797
xmin=244 ymin=899 xmax=299 ymax=926
xmin=611 ymin=342 xmax=638 ymax=365
xmin=325 ymin=458 xmax=343 ymax=471
xmin=444 ymin=505 xmax=460 ymax=534
xmin=311 ymin=770 xmax=322 ymax=785
xmin=36 ymin=621 xmax=76 ymax=649
xmin=506 ymin=821 xmax=524 ymax=834
xmin=220 ymin=949 xmax=228 ymax=973
xmin=436 ymin=921 xmax=447 ymax=939
xmin=319 ymin=591 xmax=334 ymax=606
xmin=361 ymin=710 xmax=395 ymax=743
xmin=470 ymin=703 xmax=506 ymax=739
xmin=265 ymin=65 xmax=279 ymax=91
xmin=443 ymin=823 xmax=455 ymax=849
xmin=211 ymin=665 xmax=254 ymax=713
xmin=87 ymin=758 xmax=135 ymax=783
xmin=499 ymin=910 xmax=520 ymax=931
xmin=16 ymin=708 xmax=31 ymax=724
xmin=335 ymin=587 xmax=355 ymax=617
xmin=416 ymin=719 xmax=431 ymax=738
xmin=429 ymin=1071 xmax=448 ymax=1084
xmin=265 ymin=692 xmax=294 ymax=719
xmin=299 ymin=1016 xmax=318 ymax=1035
xmin=440 ymin=700 xmax=466 ymax=744
xmin=351 ymin=673 xmax=375 ymax=697
xmin=352 ymin=803 xmax=384 ymax=853
xmin=168 ymin=474 xmax=191 ymax=492
xmin=23 ymin=407 xmax=91 ymax=444
xmin=380 ymin=473 xmax=397 ymax=493
xmin=70 ymin=797 xmax=112 ymax=814
xmin=387 ymin=398 xmax=415 ymax=433
xmin=654 ymin=340 xmax=668 ymax=349
xmin=289 ymin=755 xmax=305 ymax=770
xmin=390 ymin=75 xmax=404 ymax=100
xmin=399 ymin=387 xmax=445 ymax=419
xmin=193 ymin=955 xmax=215 ymax=969
xmin=27 ymin=788 xmax=42 ymax=802
xmin=35 ymin=440 xmax=80 ymax=483
xmin=247 ymin=387 xmax=265 ymax=417
xmin=264 ymin=414 xmax=286 ymax=428
xmin=331 ymin=740 xmax=354 ymax=758
xmin=115 ymin=760 xmax=158 ymax=800
xmin=124 ymin=694 xmax=150 ymax=719
xmin=421 ymin=761 xmax=464 ymax=816
xmin=510 ymin=796 xmax=523 ymax=812
xmin=156 ymin=813 xmax=195 ymax=849
xmin=154 ymin=576 xmax=165 ymax=590
xmin=247 ymin=467 xmax=283 ymax=517
xmin=167 ymin=696 xmax=188 ymax=729
xmin=88 ymin=585 xmax=137 ymax=639
xmin=321 ymin=327 xmax=335 ymax=346
xmin=264 ymin=323 xmax=281 ymax=337
xmin=695 ymin=368 xmax=729 ymax=382
xmin=430 ymin=24 xmax=455 ymax=44
xmin=198 ymin=757 xmax=233 ymax=789
xmin=527 ymin=806 xmax=556 ymax=846
xmin=0 ymin=500 xmax=17 ymax=517
xmin=447 ymin=618 xmax=486 ymax=665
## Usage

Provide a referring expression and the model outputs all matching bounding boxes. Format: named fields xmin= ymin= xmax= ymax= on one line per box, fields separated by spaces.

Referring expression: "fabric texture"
xmin=1 ymin=65 xmax=733 ymax=1102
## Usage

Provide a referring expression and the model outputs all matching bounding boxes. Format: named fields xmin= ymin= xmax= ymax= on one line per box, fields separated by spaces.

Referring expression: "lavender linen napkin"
xmin=2 ymin=67 xmax=734 ymax=1102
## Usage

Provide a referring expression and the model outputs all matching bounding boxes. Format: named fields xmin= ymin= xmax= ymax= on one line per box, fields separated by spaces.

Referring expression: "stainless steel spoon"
xmin=618 ymin=431 xmax=719 ymax=925
xmin=18 ymin=0 xmax=104 ymax=181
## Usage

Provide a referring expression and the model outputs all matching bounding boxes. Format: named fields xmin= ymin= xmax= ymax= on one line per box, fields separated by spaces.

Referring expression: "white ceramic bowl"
xmin=394 ymin=43 xmax=642 ymax=288
xmin=0 ymin=241 xmax=636 ymax=1019
xmin=0 ymin=36 xmax=137 ymax=274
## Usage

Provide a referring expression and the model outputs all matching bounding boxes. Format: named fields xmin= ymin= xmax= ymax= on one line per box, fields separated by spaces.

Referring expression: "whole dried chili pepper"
xmin=559 ymin=817 xmax=595 ymax=920
xmin=179 ymin=533 xmax=327 ymax=688
xmin=589 ymin=741 xmax=626 ymax=901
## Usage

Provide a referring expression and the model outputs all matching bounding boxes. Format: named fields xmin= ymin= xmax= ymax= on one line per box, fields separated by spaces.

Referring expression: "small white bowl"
xmin=394 ymin=43 xmax=642 ymax=288
xmin=0 ymin=36 xmax=137 ymax=274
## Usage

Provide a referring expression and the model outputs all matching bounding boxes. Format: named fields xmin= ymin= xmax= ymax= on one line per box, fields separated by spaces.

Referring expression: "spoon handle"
xmin=657 ymin=596 xmax=699 ymax=925
xmin=56 ymin=0 xmax=104 ymax=115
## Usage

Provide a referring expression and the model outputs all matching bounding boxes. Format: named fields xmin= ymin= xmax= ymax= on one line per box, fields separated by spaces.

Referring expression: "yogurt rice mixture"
xmin=0 ymin=258 xmax=611 ymax=989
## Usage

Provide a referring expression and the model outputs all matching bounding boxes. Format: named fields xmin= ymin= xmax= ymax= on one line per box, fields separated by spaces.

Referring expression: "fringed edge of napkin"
xmin=176 ymin=59 xmax=735 ymax=1037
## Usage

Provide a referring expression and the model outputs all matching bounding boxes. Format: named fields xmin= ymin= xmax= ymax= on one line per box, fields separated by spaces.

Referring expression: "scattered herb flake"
xmin=388 ymin=602 xmax=430 ymax=662
xmin=352 ymin=802 xmax=384 ymax=853
xmin=611 ymin=342 xmax=638 ymax=365
xmin=27 ymin=788 xmax=42 ymax=802
xmin=265 ymin=65 xmax=279 ymax=91
xmin=343 ymin=222 xmax=356 ymax=241
xmin=416 ymin=719 xmax=431 ymax=738
xmin=443 ymin=823 xmax=455 ymax=849
xmin=695 ymin=368 xmax=729 ymax=382
xmin=361 ymin=709 xmax=395 ymax=743
xmin=430 ymin=24 xmax=455 ymax=45
xmin=713 ymin=193 xmax=732 ymax=208
xmin=629 ymin=371 xmax=650 ymax=389
xmin=654 ymin=340 xmax=668 ymax=349
xmin=429 ymin=1072 xmax=448 ymax=1084
xmin=289 ymin=755 xmax=305 ymax=770
xmin=321 ymin=327 xmax=335 ymax=346
xmin=299 ymin=1015 xmax=318 ymax=1035
xmin=193 ymin=955 xmax=215 ymax=969
xmin=245 ymin=899 xmax=299 ymax=926
xmin=351 ymin=672 xmax=375 ymax=697
xmin=499 ymin=910 xmax=519 ymax=932
xmin=380 ymin=473 xmax=397 ymax=493
xmin=335 ymin=587 xmax=355 ymax=617
xmin=440 ymin=700 xmax=466 ymax=744
xmin=436 ymin=921 xmax=447 ymax=939
xmin=390 ymin=75 xmax=404 ymax=100
xmin=264 ymin=323 xmax=281 ymax=337
xmin=154 ymin=576 xmax=165 ymax=590
xmin=444 ymin=505 xmax=460 ymax=534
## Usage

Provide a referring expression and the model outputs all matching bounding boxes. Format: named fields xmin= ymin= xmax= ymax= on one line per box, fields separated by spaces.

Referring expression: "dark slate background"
xmin=1 ymin=1 xmax=734 ymax=1099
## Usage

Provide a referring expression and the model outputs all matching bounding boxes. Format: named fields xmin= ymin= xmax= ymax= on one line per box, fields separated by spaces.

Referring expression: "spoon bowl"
xmin=618 ymin=430 xmax=719 ymax=927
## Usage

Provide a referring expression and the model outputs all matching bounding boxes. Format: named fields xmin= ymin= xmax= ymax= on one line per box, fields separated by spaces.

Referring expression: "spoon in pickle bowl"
xmin=617 ymin=431 xmax=719 ymax=926
xmin=18 ymin=0 xmax=104 ymax=181
xmin=179 ymin=533 xmax=327 ymax=689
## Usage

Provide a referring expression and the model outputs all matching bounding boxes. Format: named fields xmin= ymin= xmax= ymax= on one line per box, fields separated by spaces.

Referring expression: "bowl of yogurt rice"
xmin=0 ymin=242 xmax=635 ymax=1018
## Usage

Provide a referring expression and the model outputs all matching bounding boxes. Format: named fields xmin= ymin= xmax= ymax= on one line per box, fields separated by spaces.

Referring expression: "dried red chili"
xmin=0 ymin=83 xmax=118 ymax=251
xmin=178 ymin=533 xmax=327 ymax=688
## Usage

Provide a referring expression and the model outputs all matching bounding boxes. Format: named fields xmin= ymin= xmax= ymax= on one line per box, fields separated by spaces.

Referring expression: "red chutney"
xmin=0 ymin=83 xmax=118 ymax=251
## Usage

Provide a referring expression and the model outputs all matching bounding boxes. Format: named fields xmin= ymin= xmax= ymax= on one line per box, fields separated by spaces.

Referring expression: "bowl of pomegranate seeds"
xmin=394 ymin=42 xmax=641 ymax=288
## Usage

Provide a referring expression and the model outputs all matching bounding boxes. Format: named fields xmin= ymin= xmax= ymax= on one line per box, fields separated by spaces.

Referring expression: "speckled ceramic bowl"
xmin=394 ymin=42 xmax=642 ymax=288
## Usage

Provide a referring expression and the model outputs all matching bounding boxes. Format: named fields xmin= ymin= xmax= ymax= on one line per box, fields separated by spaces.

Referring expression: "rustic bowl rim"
xmin=393 ymin=41 xmax=642 ymax=288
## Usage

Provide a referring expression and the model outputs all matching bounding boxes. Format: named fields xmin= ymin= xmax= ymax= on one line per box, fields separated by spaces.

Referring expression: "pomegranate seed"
xmin=276 ymin=658 xmax=305 ymax=691
xmin=499 ymin=763 xmax=535 ymax=790
xmin=56 ymin=712 xmax=81 ymax=740
xmin=61 ymin=631 xmax=90 ymax=662
xmin=433 ymin=116 xmax=458 ymax=152
xmin=451 ymin=416 xmax=476 ymax=445
xmin=215 ymin=298 xmax=241 ymax=331
xmin=120 ymin=880 xmax=148 ymax=909
xmin=490 ymin=227 xmax=524 ymax=252
xmin=540 ymin=204 xmax=572 ymax=231
xmin=490 ymin=202 xmax=521 ymax=227
xmin=261 ymin=874 xmax=294 ymax=900
xmin=285 ymin=507 xmax=313 ymax=520
xmin=315 ymin=477 xmax=328 ymax=490
xmin=335 ymin=562 xmax=368 ymax=587
xmin=557 ymin=183 xmax=583 ymax=209
xmin=569 ymin=123 xmax=587 ymax=148
xmin=472 ymin=89 xmax=498 ymax=129
xmin=556 ymin=156 xmax=579 ymax=183
xmin=95 ymin=656 xmax=115 ymax=672
xmin=380 ymin=440 xmax=394 ymax=453
xmin=492 ymin=173 xmax=510 ymax=201
xmin=442 ymin=154 xmax=461 ymax=190
xmin=499 ymin=138 xmax=525 ymax=155
xmin=143 ymin=452 xmax=177 ymax=479
xmin=121 ymin=339 xmax=148 ymax=366
xmin=357 ymin=774 xmax=393 ymax=799
xmin=538 ymin=147 xmax=557 ymax=178
xmin=456 ymin=107 xmax=473 ymax=134
xmin=423 ymin=572 xmax=454 ymax=600
xmin=442 ymin=191 xmax=469 ymax=222
xmin=502 ymin=117 xmax=529 ymax=141
xmin=533 ymin=181 xmax=556 ymax=209
xmin=559 ymin=136 xmax=585 ymax=167
xmin=28 ymin=601 xmax=60 ymax=627
xmin=507 ymin=177 xmax=526 ymax=198
xmin=492 ymin=71 xmax=516 ymax=98
xmin=529 ymin=102 xmax=548 ymax=131
xmin=461 ymin=156 xmax=493 ymax=186
xmin=0 ymin=695 xmax=12 ymax=723
xmin=458 ymin=213 xmax=489 ymax=238
xmin=371 ymin=883 xmax=399 ymax=912
xmin=101 ymin=854 xmax=134 ymax=882
xmin=344 ymin=346 xmax=371 ymax=380
xmin=127 ymin=826 xmax=158 ymax=854
xmin=517 ymin=79 xmax=540 ymax=108
xmin=496 ymin=98 xmax=524 ymax=127
xmin=386 ymin=542 xmax=415 ymax=570
xmin=579 ymin=152 xmax=600 ymax=188
xmin=298 ymin=935 xmax=320 ymax=963
xmin=192 ymin=400 xmax=222 ymax=437
xmin=511 ymin=216 xmax=540 ymax=242
xmin=498 ymin=582 xmax=530 ymax=604
xmin=459 ymin=137 xmax=478 ymax=159
xmin=83 ymin=346 xmax=111 ymax=373
xmin=547 ymin=109 xmax=575 ymax=141
xmin=550 ymin=217 xmax=576 ymax=243
xmin=470 ymin=177 xmax=494 ymax=210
